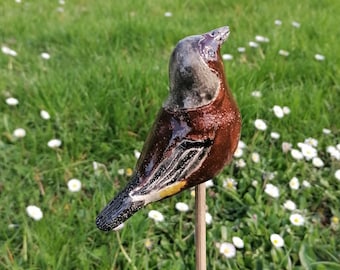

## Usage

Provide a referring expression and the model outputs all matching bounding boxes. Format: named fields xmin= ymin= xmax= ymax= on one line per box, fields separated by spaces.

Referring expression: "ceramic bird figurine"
xmin=96 ymin=26 xmax=241 ymax=231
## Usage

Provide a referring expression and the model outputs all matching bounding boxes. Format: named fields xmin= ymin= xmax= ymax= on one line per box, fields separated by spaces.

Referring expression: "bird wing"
xmin=96 ymin=137 xmax=213 ymax=231
xmin=130 ymin=137 xmax=213 ymax=204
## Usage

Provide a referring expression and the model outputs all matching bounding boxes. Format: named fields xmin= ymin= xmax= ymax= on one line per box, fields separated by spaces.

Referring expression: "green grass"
xmin=1 ymin=0 xmax=339 ymax=269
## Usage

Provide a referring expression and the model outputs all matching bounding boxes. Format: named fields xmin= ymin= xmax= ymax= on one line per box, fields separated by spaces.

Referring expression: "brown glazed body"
xmin=96 ymin=26 xmax=241 ymax=231
xmin=136 ymin=59 xmax=241 ymax=194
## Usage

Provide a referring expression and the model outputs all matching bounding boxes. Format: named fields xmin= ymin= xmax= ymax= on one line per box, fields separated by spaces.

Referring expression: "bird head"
xmin=165 ymin=26 xmax=230 ymax=110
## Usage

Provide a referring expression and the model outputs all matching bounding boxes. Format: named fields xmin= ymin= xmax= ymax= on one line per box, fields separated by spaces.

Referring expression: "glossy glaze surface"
xmin=96 ymin=26 xmax=241 ymax=231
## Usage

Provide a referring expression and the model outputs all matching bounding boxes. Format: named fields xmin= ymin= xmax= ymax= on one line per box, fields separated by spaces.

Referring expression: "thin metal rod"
xmin=195 ymin=183 xmax=206 ymax=270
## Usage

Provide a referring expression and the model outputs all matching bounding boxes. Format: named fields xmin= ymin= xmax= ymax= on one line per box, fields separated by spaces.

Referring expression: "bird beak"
xmin=205 ymin=26 xmax=230 ymax=45
xmin=199 ymin=26 xmax=230 ymax=60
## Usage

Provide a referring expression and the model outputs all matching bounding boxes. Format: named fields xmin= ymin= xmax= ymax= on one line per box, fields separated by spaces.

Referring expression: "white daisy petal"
xmin=148 ymin=210 xmax=164 ymax=222
xmin=289 ymin=177 xmax=300 ymax=190
xmin=289 ymin=213 xmax=305 ymax=226
xmin=254 ymin=119 xmax=267 ymax=131
xmin=222 ymin=54 xmax=233 ymax=61
xmin=13 ymin=128 xmax=26 ymax=138
xmin=232 ymin=236 xmax=244 ymax=249
xmin=237 ymin=47 xmax=246 ymax=53
xmin=219 ymin=242 xmax=236 ymax=258
xmin=312 ymin=157 xmax=324 ymax=168
xmin=205 ymin=212 xmax=212 ymax=225
xmin=283 ymin=200 xmax=296 ymax=211
xmin=175 ymin=202 xmax=189 ymax=212
xmin=26 ymin=205 xmax=43 ymax=221
xmin=314 ymin=54 xmax=325 ymax=61
xmin=249 ymin=41 xmax=259 ymax=48
xmin=291 ymin=149 xmax=303 ymax=160
xmin=292 ymin=21 xmax=301 ymax=28
xmin=255 ymin=35 xmax=270 ymax=43
xmin=270 ymin=234 xmax=284 ymax=247
xmin=47 ymin=139 xmax=62 ymax=148
xmin=273 ymin=105 xmax=284 ymax=118
xmin=264 ymin=183 xmax=280 ymax=198
xmin=274 ymin=20 xmax=282 ymax=26
xmin=335 ymin=170 xmax=340 ymax=181
xmin=41 ymin=52 xmax=50 ymax=60
xmin=6 ymin=97 xmax=19 ymax=106
xmin=67 ymin=178 xmax=82 ymax=192
xmin=279 ymin=49 xmax=289 ymax=57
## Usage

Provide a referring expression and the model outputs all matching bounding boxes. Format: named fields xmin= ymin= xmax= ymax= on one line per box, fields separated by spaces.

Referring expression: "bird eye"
xmin=207 ymin=49 xmax=215 ymax=58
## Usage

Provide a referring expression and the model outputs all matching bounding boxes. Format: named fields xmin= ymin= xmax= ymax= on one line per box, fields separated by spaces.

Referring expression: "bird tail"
xmin=96 ymin=185 xmax=144 ymax=231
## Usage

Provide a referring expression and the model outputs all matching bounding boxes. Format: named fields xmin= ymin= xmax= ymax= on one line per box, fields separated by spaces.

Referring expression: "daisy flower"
xmin=164 ymin=11 xmax=172 ymax=17
xmin=2 ymin=45 xmax=17 ymax=56
xmin=117 ymin=168 xmax=125 ymax=175
xmin=302 ymin=180 xmax=311 ymax=188
xmin=237 ymin=47 xmax=246 ymax=53
xmin=274 ymin=20 xmax=282 ymax=26
xmin=270 ymin=234 xmax=284 ymax=248
xmin=232 ymin=236 xmax=244 ymax=249
xmin=251 ymin=90 xmax=262 ymax=98
xmin=134 ymin=150 xmax=141 ymax=159
xmin=292 ymin=21 xmax=301 ymax=28
xmin=219 ymin=242 xmax=236 ymax=258
xmin=175 ymin=202 xmax=189 ymax=212
xmin=304 ymin=137 xmax=318 ymax=147
xmin=26 ymin=205 xmax=43 ymax=221
xmin=223 ymin=178 xmax=237 ymax=190
xmin=255 ymin=35 xmax=270 ymax=43
xmin=205 ymin=212 xmax=212 ymax=225
xmin=322 ymin=128 xmax=331 ymax=135
xmin=222 ymin=54 xmax=233 ymax=61
xmin=264 ymin=183 xmax=280 ymax=198
xmin=279 ymin=50 xmax=289 ymax=57
xmin=270 ymin=132 xmax=280 ymax=139
xmin=254 ymin=119 xmax=267 ymax=131
xmin=13 ymin=128 xmax=26 ymax=138
xmin=47 ymin=139 xmax=62 ymax=148
xmin=233 ymin=147 xmax=243 ymax=158
xmin=289 ymin=177 xmax=300 ymax=190
xmin=312 ymin=157 xmax=324 ymax=168
xmin=144 ymin=238 xmax=153 ymax=249
xmin=314 ymin=54 xmax=325 ymax=61
xmin=125 ymin=168 xmax=133 ymax=176
xmin=5 ymin=97 xmax=19 ymax=106
xmin=282 ymin=142 xmax=292 ymax=153
xmin=282 ymin=106 xmax=291 ymax=115
xmin=272 ymin=105 xmax=284 ymax=118
xmin=283 ymin=200 xmax=296 ymax=211
xmin=67 ymin=178 xmax=82 ymax=192
xmin=251 ymin=152 xmax=260 ymax=163
xmin=41 ymin=52 xmax=50 ymax=60
xmin=205 ymin=179 xmax=214 ymax=188
xmin=237 ymin=140 xmax=247 ymax=149
xmin=40 ymin=110 xmax=51 ymax=120
xmin=299 ymin=143 xmax=317 ymax=160
xmin=113 ymin=223 xmax=125 ymax=231
xmin=290 ymin=149 xmax=303 ymax=160
xmin=148 ymin=210 xmax=164 ymax=222
xmin=249 ymin=41 xmax=259 ymax=48
xmin=289 ymin=213 xmax=305 ymax=226
xmin=235 ymin=158 xmax=246 ymax=168
xmin=334 ymin=170 xmax=340 ymax=181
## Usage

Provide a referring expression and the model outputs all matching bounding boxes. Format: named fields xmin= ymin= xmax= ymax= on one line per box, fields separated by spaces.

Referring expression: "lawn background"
xmin=1 ymin=0 xmax=339 ymax=269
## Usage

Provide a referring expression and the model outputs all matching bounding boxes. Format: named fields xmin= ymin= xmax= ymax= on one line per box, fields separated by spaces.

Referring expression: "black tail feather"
xmin=96 ymin=189 xmax=144 ymax=231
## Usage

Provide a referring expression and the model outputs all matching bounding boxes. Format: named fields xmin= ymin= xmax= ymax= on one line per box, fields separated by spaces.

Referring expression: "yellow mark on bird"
xmin=159 ymin=180 xmax=186 ymax=199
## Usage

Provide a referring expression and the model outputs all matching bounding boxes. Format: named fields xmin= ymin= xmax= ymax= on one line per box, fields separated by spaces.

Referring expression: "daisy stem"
xmin=116 ymin=231 xmax=137 ymax=270
xmin=195 ymin=183 xmax=206 ymax=270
